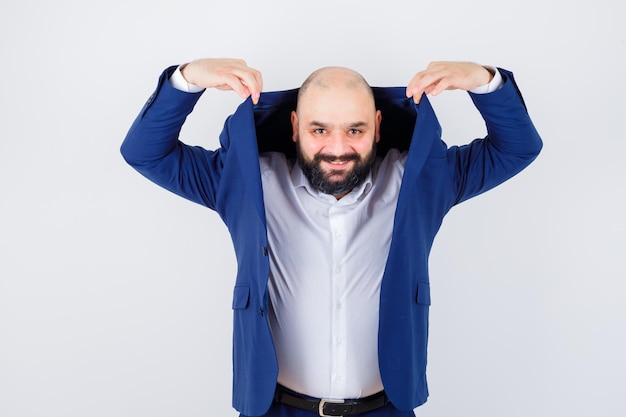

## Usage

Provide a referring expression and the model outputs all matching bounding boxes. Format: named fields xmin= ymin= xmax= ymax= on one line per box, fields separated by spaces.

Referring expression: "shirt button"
xmin=335 ymin=266 xmax=342 ymax=273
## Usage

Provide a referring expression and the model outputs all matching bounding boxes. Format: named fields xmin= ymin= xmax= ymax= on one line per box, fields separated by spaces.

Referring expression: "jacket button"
xmin=262 ymin=246 xmax=268 ymax=256
xmin=259 ymin=308 xmax=264 ymax=317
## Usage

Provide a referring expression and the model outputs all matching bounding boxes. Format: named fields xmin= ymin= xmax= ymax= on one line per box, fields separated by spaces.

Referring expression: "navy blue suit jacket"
xmin=121 ymin=66 xmax=542 ymax=416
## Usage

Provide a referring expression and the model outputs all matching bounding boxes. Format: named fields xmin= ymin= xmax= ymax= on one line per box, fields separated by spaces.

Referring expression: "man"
xmin=121 ymin=58 xmax=542 ymax=417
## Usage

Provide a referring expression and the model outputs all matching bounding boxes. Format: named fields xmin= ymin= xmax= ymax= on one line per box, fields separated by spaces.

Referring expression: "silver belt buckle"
xmin=319 ymin=398 xmax=345 ymax=417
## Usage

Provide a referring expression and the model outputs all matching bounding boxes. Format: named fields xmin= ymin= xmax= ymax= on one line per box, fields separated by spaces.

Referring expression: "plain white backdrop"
xmin=1 ymin=1 xmax=624 ymax=416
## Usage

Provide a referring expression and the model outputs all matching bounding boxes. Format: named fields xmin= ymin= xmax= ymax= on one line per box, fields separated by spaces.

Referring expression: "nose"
xmin=325 ymin=132 xmax=351 ymax=156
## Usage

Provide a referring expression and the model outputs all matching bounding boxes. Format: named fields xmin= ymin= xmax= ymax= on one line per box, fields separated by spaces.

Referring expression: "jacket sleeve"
xmin=120 ymin=66 xmax=227 ymax=210
xmin=448 ymin=68 xmax=543 ymax=205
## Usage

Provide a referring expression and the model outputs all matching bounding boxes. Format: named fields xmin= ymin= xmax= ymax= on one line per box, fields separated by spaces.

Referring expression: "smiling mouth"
xmin=316 ymin=153 xmax=359 ymax=170
xmin=323 ymin=159 xmax=353 ymax=169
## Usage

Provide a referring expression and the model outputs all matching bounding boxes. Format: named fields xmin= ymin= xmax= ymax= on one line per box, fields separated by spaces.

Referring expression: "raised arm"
xmin=406 ymin=61 xmax=542 ymax=204
xmin=120 ymin=58 xmax=263 ymax=209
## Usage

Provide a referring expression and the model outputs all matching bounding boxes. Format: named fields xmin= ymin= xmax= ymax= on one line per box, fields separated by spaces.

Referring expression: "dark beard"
xmin=296 ymin=141 xmax=377 ymax=197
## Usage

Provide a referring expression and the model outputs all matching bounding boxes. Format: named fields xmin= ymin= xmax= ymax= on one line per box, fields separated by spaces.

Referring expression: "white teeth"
xmin=330 ymin=161 xmax=346 ymax=165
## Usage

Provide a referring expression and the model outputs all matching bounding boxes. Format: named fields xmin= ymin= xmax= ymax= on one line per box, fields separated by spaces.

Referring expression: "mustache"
xmin=313 ymin=153 xmax=361 ymax=163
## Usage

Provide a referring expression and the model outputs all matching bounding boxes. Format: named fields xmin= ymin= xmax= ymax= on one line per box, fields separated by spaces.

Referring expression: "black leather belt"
xmin=274 ymin=384 xmax=389 ymax=416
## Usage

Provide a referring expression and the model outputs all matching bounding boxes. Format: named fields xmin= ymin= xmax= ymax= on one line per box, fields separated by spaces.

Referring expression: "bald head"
xmin=296 ymin=66 xmax=375 ymax=111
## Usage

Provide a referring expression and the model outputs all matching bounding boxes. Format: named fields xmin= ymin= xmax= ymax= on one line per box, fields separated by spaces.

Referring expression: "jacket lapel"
xmin=402 ymin=95 xmax=442 ymax=183
xmin=227 ymin=97 xmax=267 ymax=224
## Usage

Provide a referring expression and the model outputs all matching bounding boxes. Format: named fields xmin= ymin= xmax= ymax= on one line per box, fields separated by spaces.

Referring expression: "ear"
xmin=291 ymin=111 xmax=299 ymax=143
xmin=375 ymin=110 xmax=382 ymax=143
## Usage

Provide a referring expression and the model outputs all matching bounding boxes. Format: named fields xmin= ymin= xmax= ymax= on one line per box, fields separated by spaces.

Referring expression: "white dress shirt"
xmin=168 ymin=65 xmax=502 ymax=400
xmin=260 ymin=151 xmax=406 ymax=399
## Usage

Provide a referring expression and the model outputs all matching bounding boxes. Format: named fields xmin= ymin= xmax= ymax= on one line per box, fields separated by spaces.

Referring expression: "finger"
xmin=233 ymin=67 xmax=263 ymax=104
xmin=406 ymin=71 xmax=428 ymax=102
xmin=428 ymin=78 xmax=452 ymax=97
xmin=406 ymin=69 xmax=445 ymax=103
xmin=218 ymin=73 xmax=253 ymax=101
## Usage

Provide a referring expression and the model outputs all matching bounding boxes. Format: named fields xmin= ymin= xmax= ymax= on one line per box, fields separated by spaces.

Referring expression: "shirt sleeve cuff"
xmin=169 ymin=65 xmax=205 ymax=93
xmin=469 ymin=66 xmax=503 ymax=94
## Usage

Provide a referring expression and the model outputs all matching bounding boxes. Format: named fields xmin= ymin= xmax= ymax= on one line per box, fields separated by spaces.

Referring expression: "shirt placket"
xmin=328 ymin=204 xmax=348 ymax=397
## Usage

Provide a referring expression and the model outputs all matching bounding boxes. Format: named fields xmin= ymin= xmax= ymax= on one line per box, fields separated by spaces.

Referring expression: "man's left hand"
xmin=406 ymin=61 xmax=494 ymax=104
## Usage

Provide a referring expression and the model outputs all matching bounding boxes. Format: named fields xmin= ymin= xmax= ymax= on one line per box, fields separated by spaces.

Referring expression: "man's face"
xmin=292 ymin=78 xmax=381 ymax=199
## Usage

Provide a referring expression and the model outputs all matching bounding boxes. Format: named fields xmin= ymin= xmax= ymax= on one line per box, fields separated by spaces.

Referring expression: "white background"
xmin=1 ymin=1 xmax=624 ymax=416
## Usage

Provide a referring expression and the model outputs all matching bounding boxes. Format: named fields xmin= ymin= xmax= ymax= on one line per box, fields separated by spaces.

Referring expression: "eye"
xmin=313 ymin=128 xmax=327 ymax=134
xmin=348 ymin=129 xmax=362 ymax=135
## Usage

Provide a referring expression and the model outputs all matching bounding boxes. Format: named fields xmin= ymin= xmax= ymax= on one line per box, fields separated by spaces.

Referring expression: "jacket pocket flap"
xmin=415 ymin=281 xmax=431 ymax=306
xmin=232 ymin=285 xmax=250 ymax=310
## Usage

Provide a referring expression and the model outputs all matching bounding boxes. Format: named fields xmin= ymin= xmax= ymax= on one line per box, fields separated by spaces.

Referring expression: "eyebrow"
xmin=308 ymin=121 xmax=369 ymax=129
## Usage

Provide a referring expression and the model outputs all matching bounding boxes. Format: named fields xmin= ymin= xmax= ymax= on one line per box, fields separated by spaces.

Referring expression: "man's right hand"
xmin=180 ymin=58 xmax=263 ymax=104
